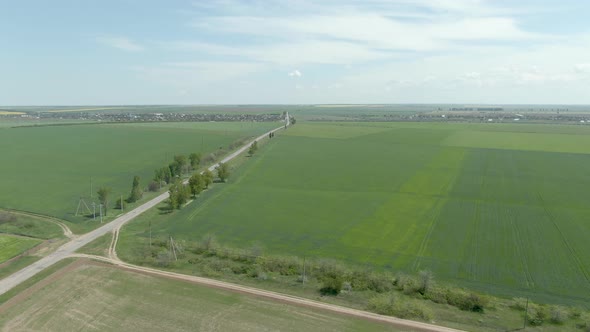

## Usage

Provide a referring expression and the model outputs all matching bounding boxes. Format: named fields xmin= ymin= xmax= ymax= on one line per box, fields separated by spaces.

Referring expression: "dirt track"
xmin=69 ymin=254 xmax=462 ymax=332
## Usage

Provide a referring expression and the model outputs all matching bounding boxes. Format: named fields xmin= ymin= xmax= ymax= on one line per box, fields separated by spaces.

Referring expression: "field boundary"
xmin=66 ymin=254 xmax=462 ymax=332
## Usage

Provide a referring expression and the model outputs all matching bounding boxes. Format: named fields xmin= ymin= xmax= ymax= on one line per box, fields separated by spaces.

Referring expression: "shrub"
xmin=367 ymin=273 xmax=393 ymax=293
xmin=527 ymin=305 xmax=548 ymax=326
xmin=509 ymin=297 xmax=528 ymax=310
xmin=549 ymin=306 xmax=567 ymax=324
xmin=319 ymin=274 xmax=343 ymax=295
xmin=395 ymin=273 xmax=419 ymax=295
xmin=445 ymin=289 xmax=488 ymax=312
xmin=148 ymin=181 xmax=160 ymax=192
xmin=367 ymin=294 xmax=432 ymax=321
xmin=417 ymin=270 xmax=434 ymax=295
xmin=424 ymin=286 xmax=448 ymax=305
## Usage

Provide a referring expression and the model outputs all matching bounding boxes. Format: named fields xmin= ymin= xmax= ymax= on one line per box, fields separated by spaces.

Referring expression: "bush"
xmin=418 ymin=270 xmax=434 ymax=295
xmin=527 ymin=305 xmax=548 ymax=326
xmin=509 ymin=297 xmax=528 ymax=310
xmin=259 ymin=256 xmax=300 ymax=276
xmin=319 ymin=274 xmax=343 ymax=295
xmin=395 ymin=273 xmax=419 ymax=295
xmin=367 ymin=294 xmax=432 ymax=321
xmin=445 ymin=289 xmax=488 ymax=312
xmin=549 ymin=306 xmax=567 ymax=324
xmin=367 ymin=273 xmax=393 ymax=293
xmin=148 ymin=181 xmax=160 ymax=192
xmin=424 ymin=286 xmax=448 ymax=304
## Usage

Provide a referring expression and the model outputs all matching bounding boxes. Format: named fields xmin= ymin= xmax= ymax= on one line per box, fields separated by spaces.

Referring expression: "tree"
xmin=248 ymin=141 xmax=258 ymax=156
xmin=163 ymin=166 xmax=172 ymax=184
xmin=189 ymin=152 xmax=201 ymax=169
xmin=189 ymin=173 xmax=204 ymax=197
xmin=154 ymin=168 xmax=164 ymax=185
xmin=175 ymin=155 xmax=190 ymax=175
xmin=128 ymin=175 xmax=143 ymax=203
xmin=97 ymin=187 xmax=110 ymax=215
xmin=216 ymin=162 xmax=230 ymax=182
xmin=168 ymin=179 xmax=190 ymax=209
xmin=203 ymin=169 xmax=214 ymax=188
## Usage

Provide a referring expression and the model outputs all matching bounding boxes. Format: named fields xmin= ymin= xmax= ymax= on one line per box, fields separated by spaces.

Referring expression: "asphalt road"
xmin=0 ymin=117 xmax=289 ymax=296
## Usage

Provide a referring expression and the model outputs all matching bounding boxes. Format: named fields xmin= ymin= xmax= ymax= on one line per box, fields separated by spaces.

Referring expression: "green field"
xmin=0 ymin=235 xmax=41 ymax=264
xmin=0 ymin=262 xmax=396 ymax=332
xmin=119 ymin=122 xmax=590 ymax=306
xmin=0 ymin=121 xmax=278 ymax=225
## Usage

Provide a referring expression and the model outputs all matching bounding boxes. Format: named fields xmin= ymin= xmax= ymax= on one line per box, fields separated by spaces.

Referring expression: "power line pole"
xmin=523 ymin=298 xmax=529 ymax=329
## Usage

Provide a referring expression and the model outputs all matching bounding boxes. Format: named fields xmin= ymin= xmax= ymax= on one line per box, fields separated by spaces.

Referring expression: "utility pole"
xmin=120 ymin=195 xmax=124 ymax=211
xmin=99 ymin=204 xmax=103 ymax=223
xmin=523 ymin=298 xmax=529 ymax=329
xmin=149 ymin=220 xmax=152 ymax=249
xmin=302 ymin=256 xmax=306 ymax=286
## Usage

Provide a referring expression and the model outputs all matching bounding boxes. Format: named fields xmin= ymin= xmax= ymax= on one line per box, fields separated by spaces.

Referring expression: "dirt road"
xmin=69 ymin=254 xmax=462 ymax=332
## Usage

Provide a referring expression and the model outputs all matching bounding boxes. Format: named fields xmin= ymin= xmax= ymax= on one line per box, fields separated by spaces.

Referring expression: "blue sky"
xmin=1 ymin=0 xmax=590 ymax=105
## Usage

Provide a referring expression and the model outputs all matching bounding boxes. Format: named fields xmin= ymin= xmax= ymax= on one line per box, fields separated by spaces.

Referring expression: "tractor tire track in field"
xmin=68 ymin=254 xmax=463 ymax=332
xmin=412 ymin=199 xmax=445 ymax=272
xmin=537 ymin=193 xmax=590 ymax=283
xmin=507 ymin=209 xmax=534 ymax=288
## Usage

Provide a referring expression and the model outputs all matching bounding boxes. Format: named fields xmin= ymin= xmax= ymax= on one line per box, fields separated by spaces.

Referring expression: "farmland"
xmin=0 ymin=262 xmax=396 ymax=332
xmin=118 ymin=121 xmax=590 ymax=306
xmin=0 ymin=235 xmax=41 ymax=264
xmin=0 ymin=121 xmax=279 ymax=227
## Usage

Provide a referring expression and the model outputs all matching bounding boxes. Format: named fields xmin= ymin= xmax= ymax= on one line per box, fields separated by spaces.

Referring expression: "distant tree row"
xmin=168 ymin=162 xmax=230 ymax=210
xmin=153 ymin=152 xmax=202 ymax=189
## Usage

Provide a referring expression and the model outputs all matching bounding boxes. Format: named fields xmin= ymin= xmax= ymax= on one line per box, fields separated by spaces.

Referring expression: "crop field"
xmin=0 ymin=262 xmax=396 ymax=332
xmin=120 ymin=121 xmax=590 ymax=305
xmin=0 ymin=235 xmax=41 ymax=264
xmin=0 ymin=121 xmax=279 ymax=225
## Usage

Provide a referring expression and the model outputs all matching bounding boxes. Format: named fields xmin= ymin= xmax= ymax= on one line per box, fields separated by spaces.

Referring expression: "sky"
xmin=1 ymin=0 xmax=590 ymax=105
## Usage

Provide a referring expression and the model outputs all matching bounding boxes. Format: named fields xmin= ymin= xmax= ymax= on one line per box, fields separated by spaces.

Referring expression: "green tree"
xmin=163 ymin=166 xmax=172 ymax=184
xmin=248 ymin=141 xmax=258 ymax=156
xmin=168 ymin=180 xmax=190 ymax=209
xmin=154 ymin=168 xmax=164 ymax=185
xmin=97 ymin=187 xmax=110 ymax=215
xmin=203 ymin=169 xmax=214 ymax=188
xmin=216 ymin=162 xmax=230 ymax=182
xmin=128 ymin=175 xmax=143 ymax=203
xmin=189 ymin=152 xmax=201 ymax=169
xmin=189 ymin=173 xmax=204 ymax=197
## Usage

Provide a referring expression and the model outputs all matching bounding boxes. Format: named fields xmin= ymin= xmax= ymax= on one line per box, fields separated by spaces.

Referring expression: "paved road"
xmin=0 ymin=117 xmax=289 ymax=296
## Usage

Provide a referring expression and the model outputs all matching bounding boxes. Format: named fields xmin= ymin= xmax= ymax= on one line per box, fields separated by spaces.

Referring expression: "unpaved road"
xmin=0 ymin=118 xmax=288 ymax=296
xmin=69 ymin=254 xmax=462 ymax=332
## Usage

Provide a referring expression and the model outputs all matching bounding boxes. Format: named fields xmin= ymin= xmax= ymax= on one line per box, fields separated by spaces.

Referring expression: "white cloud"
xmin=575 ymin=63 xmax=590 ymax=74
xmin=288 ymin=70 xmax=302 ymax=77
xmin=97 ymin=37 xmax=144 ymax=52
